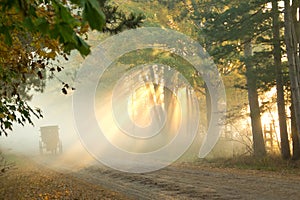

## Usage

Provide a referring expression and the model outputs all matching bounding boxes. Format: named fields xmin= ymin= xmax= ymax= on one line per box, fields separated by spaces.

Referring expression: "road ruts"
xmin=71 ymin=163 xmax=300 ymax=200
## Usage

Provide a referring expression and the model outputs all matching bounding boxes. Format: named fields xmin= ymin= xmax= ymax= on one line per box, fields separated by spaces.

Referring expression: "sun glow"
xmin=259 ymin=87 xmax=291 ymax=152
xmin=94 ymin=82 xmax=189 ymax=154
xmin=127 ymin=83 xmax=165 ymax=128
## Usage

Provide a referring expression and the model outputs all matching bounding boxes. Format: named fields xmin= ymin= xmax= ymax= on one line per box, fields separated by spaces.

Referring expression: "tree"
xmin=0 ymin=0 xmax=144 ymax=136
xmin=193 ymin=0 xmax=268 ymax=157
xmin=272 ymin=0 xmax=290 ymax=159
xmin=291 ymin=101 xmax=300 ymax=159
xmin=195 ymin=0 xmax=300 ymax=159
xmin=284 ymin=0 xmax=300 ymax=159
xmin=244 ymin=39 xmax=267 ymax=157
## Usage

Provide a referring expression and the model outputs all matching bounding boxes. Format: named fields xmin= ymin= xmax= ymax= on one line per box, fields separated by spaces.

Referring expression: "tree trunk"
xmin=290 ymin=0 xmax=300 ymax=160
xmin=284 ymin=0 xmax=300 ymax=137
xmin=291 ymin=99 xmax=300 ymax=160
xmin=272 ymin=0 xmax=291 ymax=159
xmin=244 ymin=40 xmax=266 ymax=157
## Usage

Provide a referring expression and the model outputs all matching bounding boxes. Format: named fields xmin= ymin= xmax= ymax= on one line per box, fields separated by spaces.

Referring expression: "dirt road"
xmin=2 ymin=154 xmax=300 ymax=199
xmin=71 ymin=162 xmax=300 ymax=200
xmin=0 ymin=155 xmax=127 ymax=200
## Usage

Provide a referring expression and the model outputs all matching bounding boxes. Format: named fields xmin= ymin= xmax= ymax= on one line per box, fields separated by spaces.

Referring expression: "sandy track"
xmin=2 ymin=154 xmax=300 ymax=199
xmin=72 ymin=163 xmax=300 ymax=200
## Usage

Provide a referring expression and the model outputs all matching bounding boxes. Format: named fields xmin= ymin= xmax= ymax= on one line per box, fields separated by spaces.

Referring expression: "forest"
xmin=1 ymin=0 xmax=300 ymax=163
xmin=2 ymin=0 xmax=300 ymax=199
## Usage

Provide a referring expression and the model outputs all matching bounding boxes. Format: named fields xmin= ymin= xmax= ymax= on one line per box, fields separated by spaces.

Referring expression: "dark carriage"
xmin=39 ymin=126 xmax=62 ymax=155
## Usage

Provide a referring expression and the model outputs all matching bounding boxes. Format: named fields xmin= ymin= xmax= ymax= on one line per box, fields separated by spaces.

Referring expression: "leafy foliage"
xmin=193 ymin=0 xmax=283 ymax=95
xmin=0 ymin=0 xmax=144 ymax=136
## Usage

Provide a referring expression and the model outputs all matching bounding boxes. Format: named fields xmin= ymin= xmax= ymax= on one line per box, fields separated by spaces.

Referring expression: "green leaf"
xmin=69 ymin=0 xmax=81 ymax=5
xmin=0 ymin=26 xmax=12 ymax=45
xmin=4 ymin=121 xmax=12 ymax=129
xmin=35 ymin=17 xmax=49 ymax=34
xmin=28 ymin=5 xmax=37 ymax=17
xmin=57 ymin=23 xmax=76 ymax=43
xmin=75 ymin=35 xmax=90 ymax=56
xmin=58 ymin=3 xmax=77 ymax=24
xmin=23 ymin=17 xmax=35 ymax=31
xmin=83 ymin=0 xmax=105 ymax=31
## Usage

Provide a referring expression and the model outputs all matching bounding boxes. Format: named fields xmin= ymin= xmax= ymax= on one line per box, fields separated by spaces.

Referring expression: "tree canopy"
xmin=0 ymin=0 xmax=144 ymax=135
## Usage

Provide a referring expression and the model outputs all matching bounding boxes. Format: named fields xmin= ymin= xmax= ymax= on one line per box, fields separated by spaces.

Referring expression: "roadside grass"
xmin=196 ymin=154 xmax=300 ymax=174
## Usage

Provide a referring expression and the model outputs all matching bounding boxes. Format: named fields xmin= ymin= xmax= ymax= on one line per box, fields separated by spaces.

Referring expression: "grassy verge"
xmin=195 ymin=155 xmax=300 ymax=174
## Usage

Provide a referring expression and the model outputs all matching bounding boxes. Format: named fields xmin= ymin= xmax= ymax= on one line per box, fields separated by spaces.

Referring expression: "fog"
xmin=0 ymin=50 xmax=100 ymax=171
xmin=0 ymin=33 xmax=106 ymax=170
xmin=0 ymin=31 xmax=248 ymax=172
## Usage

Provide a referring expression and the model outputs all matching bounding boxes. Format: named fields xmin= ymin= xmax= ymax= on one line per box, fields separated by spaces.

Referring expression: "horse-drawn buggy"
xmin=39 ymin=125 xmax=62 ymax=155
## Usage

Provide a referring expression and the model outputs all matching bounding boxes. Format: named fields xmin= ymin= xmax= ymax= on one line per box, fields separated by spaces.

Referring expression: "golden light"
xmin=94 ymin=82 xmax=185 ymax=153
